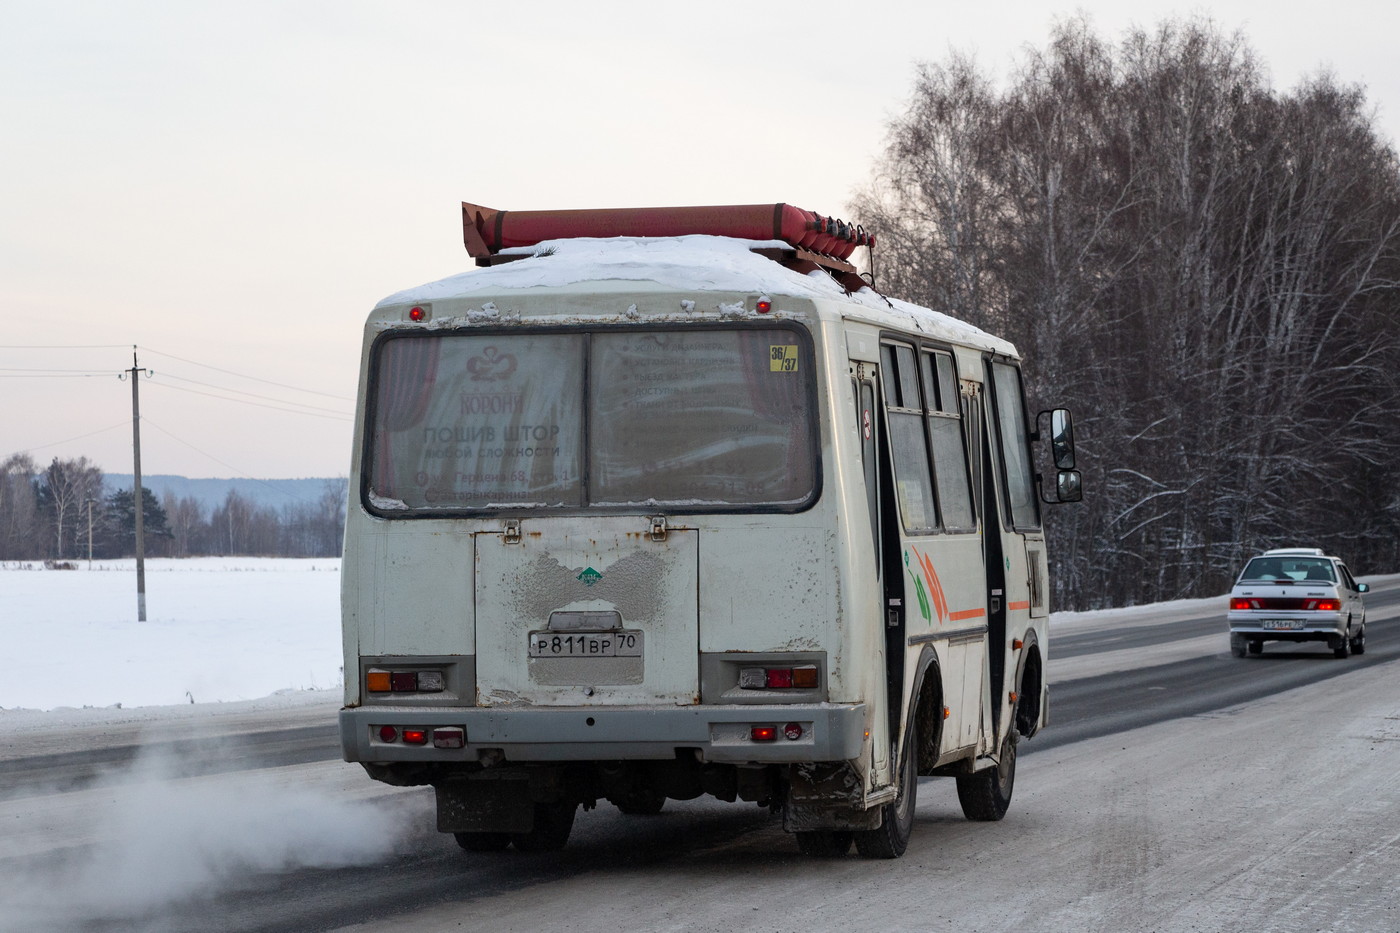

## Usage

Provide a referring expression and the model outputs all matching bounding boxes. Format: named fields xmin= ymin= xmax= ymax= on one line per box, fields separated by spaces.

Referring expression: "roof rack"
xmin=461 ymin=201 xmax=873 ymax=292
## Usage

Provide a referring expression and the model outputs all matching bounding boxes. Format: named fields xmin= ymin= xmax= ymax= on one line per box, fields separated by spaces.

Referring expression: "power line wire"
xmin=155 ymin=372 xmax=352 ymax=416
xmin=18 ymin=420 xmax=132 ymax=454
xmin=0 ymin=366 xmax=119 ymax=376
xmin=140 ymin=346 xmax=353 ymax=401
xmin=138 ymin=417 xmax=326 ymax=503
xmin=145 ymin=379 xmax=353 ymax=421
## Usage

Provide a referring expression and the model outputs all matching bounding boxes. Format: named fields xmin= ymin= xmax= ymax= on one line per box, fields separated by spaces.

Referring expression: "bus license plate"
xmin=529 ymin=631 xmax=643 ymax=658
xmin=1263 ymin=619 xmax=1304 ymax=630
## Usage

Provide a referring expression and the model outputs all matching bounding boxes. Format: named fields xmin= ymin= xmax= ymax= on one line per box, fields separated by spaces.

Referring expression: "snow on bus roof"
xmin=377 ymin=234 xmax=1014 ymax=354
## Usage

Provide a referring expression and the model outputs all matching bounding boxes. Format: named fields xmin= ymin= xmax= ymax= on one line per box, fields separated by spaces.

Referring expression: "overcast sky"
xmin=4 ymin=0 xmax=1397 ymax=479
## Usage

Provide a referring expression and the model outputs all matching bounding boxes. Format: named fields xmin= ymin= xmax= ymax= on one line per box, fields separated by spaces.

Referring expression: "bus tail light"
xmin=402 ymin=729 xmax=428 ymax=745
xmin=739 ymin=665 xmax=819 ymax=690
xmin=367 ymin=669 xmax=446 ymax=693
xmin=433 ymin=728 xmax=465 ymax=749
xmin=751 ymin=725 xmax=777 ymax=742
xmin=378 ymin=725 xmax=398 ymax=742
xmin=783 ymin=722 xmax=803 ymax=740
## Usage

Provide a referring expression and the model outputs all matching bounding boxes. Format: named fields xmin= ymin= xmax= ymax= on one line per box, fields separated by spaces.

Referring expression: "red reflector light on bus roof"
xmin=408 ymin=305 xmax=428 ymax=322
xmin=756 ymin=298 xmax=772 ymax=314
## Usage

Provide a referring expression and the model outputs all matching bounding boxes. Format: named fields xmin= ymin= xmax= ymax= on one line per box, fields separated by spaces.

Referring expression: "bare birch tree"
xmin=856 ymin=16 xmax=1400 ymax=608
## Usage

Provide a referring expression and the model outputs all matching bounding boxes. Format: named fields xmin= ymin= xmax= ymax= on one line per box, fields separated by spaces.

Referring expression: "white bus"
xmin=339 ymin=202 xmax=1080 ymax=858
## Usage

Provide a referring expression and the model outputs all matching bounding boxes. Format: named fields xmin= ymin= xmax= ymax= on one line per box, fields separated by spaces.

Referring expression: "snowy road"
xmin=2 ymin=578 xmax=1398 ymax=933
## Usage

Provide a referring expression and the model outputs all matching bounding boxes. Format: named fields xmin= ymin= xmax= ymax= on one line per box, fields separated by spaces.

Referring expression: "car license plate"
xmin=1263 ymin=619 xmax=1305 ymax=630
xmin=529 ymin=630 xmax=643 ymax=658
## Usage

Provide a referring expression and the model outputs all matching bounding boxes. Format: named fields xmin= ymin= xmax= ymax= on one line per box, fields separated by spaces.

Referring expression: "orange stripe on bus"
xmin=1007 ymin=601 xmax=1031 ymax=612
xmin=948 ymin=608 xmax=987 ymax=621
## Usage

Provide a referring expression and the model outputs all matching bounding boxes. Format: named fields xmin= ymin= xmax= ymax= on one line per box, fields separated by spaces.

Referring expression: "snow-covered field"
xmin=0 ymin=558 xmax=343 ymax=712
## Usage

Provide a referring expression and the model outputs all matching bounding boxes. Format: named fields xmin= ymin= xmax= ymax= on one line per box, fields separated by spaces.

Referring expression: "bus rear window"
xmin=365 ymin=326 xmax=817 ymax=513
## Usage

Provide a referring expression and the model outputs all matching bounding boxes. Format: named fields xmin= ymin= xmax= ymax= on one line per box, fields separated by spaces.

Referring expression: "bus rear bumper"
xmin=340 ymin=703 xmax=868 ymax=765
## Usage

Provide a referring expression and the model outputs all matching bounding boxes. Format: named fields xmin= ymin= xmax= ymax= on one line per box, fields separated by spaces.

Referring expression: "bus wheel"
xmin=454 ymin=832 xmax=510 ymax=852
xmin=854 ymin=744 xmax=916 ymax=859
xmin=957 ymin=729 xmax=1017 ymax=822
xmin=611 ymin=787 xmax=667 ymax=816
xmin=795 ymin=830 xmax=853 ymax=857
xmin=511 ymin=801 xmax=577 ymax=852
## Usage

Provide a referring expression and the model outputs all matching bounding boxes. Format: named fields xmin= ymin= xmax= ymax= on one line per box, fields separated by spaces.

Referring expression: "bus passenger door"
xmin=856 ymin=368 xmax=900 ymax=777
xmin=975 ymin=384 xmax=1008 ymax=742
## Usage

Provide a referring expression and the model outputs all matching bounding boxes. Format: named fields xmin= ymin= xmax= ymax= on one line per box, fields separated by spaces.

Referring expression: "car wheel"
xmin=1230 ymin=634 xmax=1247 ymax=658
xmin=1247 ymin=640 xmax=1263 ymax=655
xmin=1333 ymin=633 xmax=1351 ymax=659
xmin=1351 ymin=625 xmax=1366 ymax=655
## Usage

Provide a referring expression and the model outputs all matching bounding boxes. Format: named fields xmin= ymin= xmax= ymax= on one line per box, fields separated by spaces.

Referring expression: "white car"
xmin=1227 ymin=548 xmax=1368 ymax=659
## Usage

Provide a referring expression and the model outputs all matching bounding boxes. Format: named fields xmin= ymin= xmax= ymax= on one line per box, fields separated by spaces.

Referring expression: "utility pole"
xmin=124 ymin=349 xmax=151 ymax=621
xmin=86 ymin=496 xmax=94 ymax=570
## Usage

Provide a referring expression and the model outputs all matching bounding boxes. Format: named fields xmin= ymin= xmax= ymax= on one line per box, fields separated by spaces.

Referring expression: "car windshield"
xmin=1240 ymin=557 xmax=1336 ymax=583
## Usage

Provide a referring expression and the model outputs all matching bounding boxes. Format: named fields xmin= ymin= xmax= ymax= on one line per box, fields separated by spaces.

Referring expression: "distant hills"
xmin=104 ymin=474 xmax=344 ymax=512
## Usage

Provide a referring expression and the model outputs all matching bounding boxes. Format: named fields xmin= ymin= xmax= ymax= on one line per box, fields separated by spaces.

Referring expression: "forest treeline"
xmin=0 ymin=452 xmax=346 ymax=560
xmin=855 ymin=17 xmax=1400 ymax=610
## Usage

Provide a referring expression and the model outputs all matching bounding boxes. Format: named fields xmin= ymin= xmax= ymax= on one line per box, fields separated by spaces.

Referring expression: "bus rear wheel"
xmin=510 ymin=801 xmax=577 ymax=852
xmin=854 ymin=743 xmax=916 ymax=859
xmin=957 ymin=729 xmax=1017 ymax=822
xmin=795 ymin=830 xmax=853 ymax=857
xmin=454 ymin=831 xmax=510 ymax=852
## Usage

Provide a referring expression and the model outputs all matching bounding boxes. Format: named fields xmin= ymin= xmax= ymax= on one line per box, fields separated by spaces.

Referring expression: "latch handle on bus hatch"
xmin=649 ymin=515 xmax=668 ymax=542
xmin=503 ymin=519 xmax=521 ymax=544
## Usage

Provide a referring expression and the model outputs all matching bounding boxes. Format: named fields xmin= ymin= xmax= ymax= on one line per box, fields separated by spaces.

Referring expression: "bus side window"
xmin=921 ymin=350 xmax=976 ymax=532
xmin=855 ymin=376 xmax=880 ymax=569
xmin=880 ymin=343 xmax=937 ymax=533
xmin=988 ymin=360 xmax=1041 ymax=531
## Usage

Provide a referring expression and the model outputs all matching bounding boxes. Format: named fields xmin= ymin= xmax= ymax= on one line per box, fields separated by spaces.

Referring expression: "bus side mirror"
xmin=1055 ymin=469 xmax=1083 ymax=503
xmin=1050 ymin=408 xmax=1075 ymax=469
xmin=1036 ymin=407 xmax=1082 ymax=503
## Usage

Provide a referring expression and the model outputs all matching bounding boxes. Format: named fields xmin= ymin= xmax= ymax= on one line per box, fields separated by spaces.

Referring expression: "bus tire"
xmin=510 ymin=801 xmax=577 ymax=852
xmin=454 ymin=831 xmax=510 ymax=852
xmin=795 ymin=830 xmax=853 ymax=857
xmin=854 ymin=743 xmax=916 ymax=859
xmin=957 ymin=729 xmax=1017 ymax=822
xmin=612 ymin=787 xmax=667 ymax=816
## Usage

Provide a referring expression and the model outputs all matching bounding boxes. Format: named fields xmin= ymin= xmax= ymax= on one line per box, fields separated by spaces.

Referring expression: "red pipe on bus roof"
xmin=461 ymin=202 xmax=864 ymax=261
